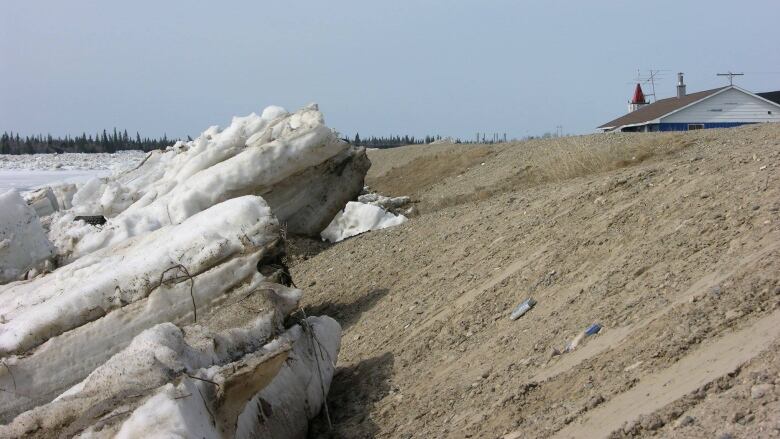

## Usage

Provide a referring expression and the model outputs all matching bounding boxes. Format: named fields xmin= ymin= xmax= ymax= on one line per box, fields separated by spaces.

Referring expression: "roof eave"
xmin=738 ymin=85 xmax=780 ymax=109
xmin=597 ymin=119 xmax=660 ymax=131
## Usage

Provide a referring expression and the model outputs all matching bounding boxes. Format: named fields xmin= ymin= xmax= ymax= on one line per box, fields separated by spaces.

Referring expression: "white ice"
xmin=0 ymin=150 xmax=145 ymax=192
xmin=321 ymin=200 xmax=408 ymax=243
xmin=110 ymin=316 xmax=341 ymax=439
xmin=57 ymin=104 xmax=357 ymax=259
xmin=0 ymin=190 xmax=54 ymax=284
xmin=0 ymin=195 xmax=276 ymax=356
xmin=0 ymin=104 xmax=354 ymax=436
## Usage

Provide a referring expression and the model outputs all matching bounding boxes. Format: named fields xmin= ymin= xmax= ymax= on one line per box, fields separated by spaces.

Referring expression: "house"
xmin=599 ymin=73 xmax=780 ymax=132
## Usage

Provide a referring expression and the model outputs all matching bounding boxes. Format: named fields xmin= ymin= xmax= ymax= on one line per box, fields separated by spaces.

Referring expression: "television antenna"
xmin=633 ymin=69 xmax=665 ymax=103
xmin=716 ymin=72 xmax=744 ymax=85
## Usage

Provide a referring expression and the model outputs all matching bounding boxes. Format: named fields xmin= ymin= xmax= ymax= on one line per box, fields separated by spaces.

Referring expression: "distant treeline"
xmin=0 ymin=130 xmax=469 ymax=155
xmin=348 ymin=133 xmax=460 ymax=149
xmin=0 ymin=130 xmax=179 ymax=155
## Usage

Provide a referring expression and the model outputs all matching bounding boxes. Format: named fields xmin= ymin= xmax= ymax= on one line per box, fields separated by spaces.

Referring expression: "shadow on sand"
xmin=303 ymin=288 xmax=390 ymax=331
xmin=308 ymin=352 xmax=395 ymax=438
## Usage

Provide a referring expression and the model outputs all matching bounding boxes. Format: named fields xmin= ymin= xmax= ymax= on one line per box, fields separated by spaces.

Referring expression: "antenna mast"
xmin=634 ymin=69 xmax=663 ymax=103
xmin=716 ymin=72 xmax=744 ymax=85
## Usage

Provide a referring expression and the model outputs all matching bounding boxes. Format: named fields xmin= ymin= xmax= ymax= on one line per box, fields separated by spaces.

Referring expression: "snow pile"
xmin=53 ymin=103 xmax=369 ymax=260
xmin=0 ymin=190 xmax=54 ymax=283
xmin=321 ymin=201 xmax=408 ymax=243
xmin=0 ymin=104 xmax=358 ymax=436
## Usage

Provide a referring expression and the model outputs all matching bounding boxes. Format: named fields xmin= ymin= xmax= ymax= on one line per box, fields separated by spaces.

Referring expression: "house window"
xmin=688 ymin=124 xmax=704 ymax=130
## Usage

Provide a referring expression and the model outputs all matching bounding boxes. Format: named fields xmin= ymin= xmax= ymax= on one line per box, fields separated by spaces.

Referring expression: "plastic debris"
xmin=510 ymin=298 xmax=537 ymax=320
xmin=565 ymin=323 xmax=602 ymax=352
xmin=585 ymin=323 xmax=602 ymax=336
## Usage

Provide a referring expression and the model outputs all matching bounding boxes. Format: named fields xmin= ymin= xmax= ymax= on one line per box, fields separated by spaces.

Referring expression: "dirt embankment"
xmin=292 ymin=124 xmax=780 ymax=438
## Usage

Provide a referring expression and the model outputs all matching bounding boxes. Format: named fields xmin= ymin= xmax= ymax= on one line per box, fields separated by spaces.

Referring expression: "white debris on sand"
xmin=321 ymin=201 xmax=408 ymax=243
xmin=0 ymin=104 xmax=360 ymax=437
xmin=0 ymin=190 xmax=54 ymax=284
xmin=357 ymin=192 xmax=411 ymax=211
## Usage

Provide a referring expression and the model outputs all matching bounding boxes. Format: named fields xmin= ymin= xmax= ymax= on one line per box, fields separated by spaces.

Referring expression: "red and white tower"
xmin=628 ymin=83 xmax=648 ymax=112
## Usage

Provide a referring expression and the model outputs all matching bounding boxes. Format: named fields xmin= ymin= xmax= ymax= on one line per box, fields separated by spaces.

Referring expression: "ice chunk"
xmin=0 ymin=190 xmax=54 ymax=283
xmin=1 ymin=316 xmax=341 ymax=439
xmin=112 ymin=316 xmax=341 ymax=439
xmin=50 ymin=182 xmax=78 ymax=210
xmin=58 ymin=104 xmax=368 ymax=259
xmin=23 ymin=186 xmax=60 ymax=217
xmin=0 ymin=105 xmax=356 ymax=435
xmin=0 ymin=195 xmax=277 ymax=356
xmin=321 ymin=201 xmax=408 ymax=243
xmin=236 ymin=315 xmax=341 ymax=438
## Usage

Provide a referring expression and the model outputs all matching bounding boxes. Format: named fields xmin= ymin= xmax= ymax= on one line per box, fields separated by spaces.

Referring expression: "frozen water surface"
xmin=0 ymin=169 xmax=110 ymax=192
xmin=0 ymin=151 xmax=145 ymax=192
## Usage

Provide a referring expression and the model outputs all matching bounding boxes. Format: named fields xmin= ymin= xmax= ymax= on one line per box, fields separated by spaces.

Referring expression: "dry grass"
xmin=423 ymin=133 xmax=697 ymax=213
xmin=523 ymin=134 xmax=695 ymax=184
xmin=367 ymin=147 xmax=494 ymax=197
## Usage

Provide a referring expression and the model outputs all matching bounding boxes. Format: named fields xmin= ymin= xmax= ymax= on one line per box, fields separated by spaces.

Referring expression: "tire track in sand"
xmin=550 ymin=308 xmax=780 ymax=438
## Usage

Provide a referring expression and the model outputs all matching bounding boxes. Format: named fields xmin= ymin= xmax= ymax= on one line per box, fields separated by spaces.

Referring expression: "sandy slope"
xmin=292 ymin=124 xmax=780 ymax=438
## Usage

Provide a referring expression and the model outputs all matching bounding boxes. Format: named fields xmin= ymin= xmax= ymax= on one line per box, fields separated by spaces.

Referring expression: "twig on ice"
xmin=158 ymin=264 xmax=197 ymax=323
xmin=1 ymin=360 xmax=16 ymax=392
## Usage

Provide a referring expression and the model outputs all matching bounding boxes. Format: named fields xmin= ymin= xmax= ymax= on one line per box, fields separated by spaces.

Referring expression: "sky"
xmin=2 ymin=1 xmax=779 ymax=140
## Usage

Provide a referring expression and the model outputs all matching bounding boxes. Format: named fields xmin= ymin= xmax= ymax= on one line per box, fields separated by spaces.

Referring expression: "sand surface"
xmin=291 ymin=123 xmax=780 ymax=438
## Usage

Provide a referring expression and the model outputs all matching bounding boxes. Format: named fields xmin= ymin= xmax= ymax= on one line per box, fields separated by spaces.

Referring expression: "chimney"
xmin=677 ymin=72 xmax=686 ymax=98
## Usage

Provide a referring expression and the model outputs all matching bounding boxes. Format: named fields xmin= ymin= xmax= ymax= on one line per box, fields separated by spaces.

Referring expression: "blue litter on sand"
xmin=509 ymin=298 xmax=537 ymax=320
xmin=585 ymin=323 xmax=602 ymax=336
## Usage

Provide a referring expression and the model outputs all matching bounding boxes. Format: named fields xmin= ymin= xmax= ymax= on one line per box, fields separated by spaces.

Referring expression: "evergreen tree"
xmin=1 ymin=133 xmax=9 ymax=155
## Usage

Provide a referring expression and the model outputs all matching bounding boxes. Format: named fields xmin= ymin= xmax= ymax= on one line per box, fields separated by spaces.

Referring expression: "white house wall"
xmin=661 ymin=88 xmax=780 ymax=124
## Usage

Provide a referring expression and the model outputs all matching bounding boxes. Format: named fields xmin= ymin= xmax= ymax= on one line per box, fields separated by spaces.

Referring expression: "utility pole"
xmin=717 ymin=72 xmax=744 ymax=85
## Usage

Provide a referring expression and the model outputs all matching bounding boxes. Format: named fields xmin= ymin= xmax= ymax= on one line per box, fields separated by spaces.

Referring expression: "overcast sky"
xmin=2 ymin=1 xmax=779 ymax=140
